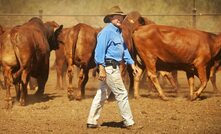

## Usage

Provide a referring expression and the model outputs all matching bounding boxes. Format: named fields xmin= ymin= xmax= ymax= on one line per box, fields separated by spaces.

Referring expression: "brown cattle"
xmin=58 ymin=23 xmax=100 ymax=100
xmin=0 ymin=25 xmax=4 ymax=35
xmin=132 ymin=24 xmax=221 ymax=100
xmin=0 ymin=25 xmax=6 ymax=89
xmin=1 ymin=17 xmax=62 ymax=108
xmin=53 ymin=28 xmax=69 ymax=90
xmin=121 ymin=11 xmax=177 ymax=99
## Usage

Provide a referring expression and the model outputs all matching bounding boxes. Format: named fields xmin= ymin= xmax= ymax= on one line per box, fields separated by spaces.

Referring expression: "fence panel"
xmin=0 ymin=13 xmax=220 ymax=33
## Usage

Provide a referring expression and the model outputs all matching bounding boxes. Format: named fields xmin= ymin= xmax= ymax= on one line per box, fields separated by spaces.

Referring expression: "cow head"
xmin=122 ymin=11 xmax=155 ymax=32
xmin=121 ymin=11 xmax=149 ymax=57
xmin=44 ymin=21 xmax=63 ymax=51
xmin=122 ymin=11 xmax=145 ymax=32
xmin=52 ymin=25 xmax=63 ymax=50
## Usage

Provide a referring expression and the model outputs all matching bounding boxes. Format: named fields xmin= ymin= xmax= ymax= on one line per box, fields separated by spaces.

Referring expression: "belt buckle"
xmin=105 ymin=59 xmax=117 ymax=69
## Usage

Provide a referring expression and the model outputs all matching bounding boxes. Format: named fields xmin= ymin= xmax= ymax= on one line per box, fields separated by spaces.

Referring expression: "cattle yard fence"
xmin=0 ymin=9 xmax=221 ymax=33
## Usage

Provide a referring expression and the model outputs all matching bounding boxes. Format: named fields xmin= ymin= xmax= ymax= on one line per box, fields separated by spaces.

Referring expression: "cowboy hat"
xmin=103 ymin=6 xmax=126 ymax=23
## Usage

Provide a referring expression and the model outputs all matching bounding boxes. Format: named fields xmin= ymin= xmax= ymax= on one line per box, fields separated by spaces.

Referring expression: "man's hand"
xmin=98 ymin=65 xmax=106 ymax=81
xmin=131 ymin=64 xmax=138 ymax=76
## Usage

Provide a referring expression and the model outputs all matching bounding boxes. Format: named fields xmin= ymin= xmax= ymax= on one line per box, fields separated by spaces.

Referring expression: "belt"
xmin=105 ymin=59 xmax=120 ymax=69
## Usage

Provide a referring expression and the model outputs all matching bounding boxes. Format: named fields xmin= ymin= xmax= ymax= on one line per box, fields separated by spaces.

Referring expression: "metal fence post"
xmin=39 ymin=10 xmax=43 ymax=19
xmin=192 ymin=0 xmax=197 ymax=28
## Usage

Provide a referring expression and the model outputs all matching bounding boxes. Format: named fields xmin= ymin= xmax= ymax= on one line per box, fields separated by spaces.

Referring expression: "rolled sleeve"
xmin=94 ymin=31 xmax=109 ymax=66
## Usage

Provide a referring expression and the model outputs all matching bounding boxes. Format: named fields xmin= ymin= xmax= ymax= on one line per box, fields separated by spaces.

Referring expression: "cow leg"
xmin=162 ymin=72 xmax=178 ymax=92
xmin=76 ymin=68 xmax=89 ymax=100
xmin=67 ymin=65 xmax=74 ymax=100
xmin=3 ymin=67 xmax=13 ymax=109
xmin=209 ymin=64 xmax=219 ymax=93
xmin=35 ymin=76 xmax=48 ymax=97
xmin=210 ymin=74 xmax=218 ymax=93
xmin=62 ymin=66 xmax=67 ymax=90
xmin=147 ymin=71 xmax=168 ymax=101
xmin=192 ymin=66 xmax=208 ymax=100
xmin=81 ymin=69 xmax=89 ymax=97
xmin=15 ymin=82 xmax=21 ymax=101
xmin=186 ymin=72 xmax=195 ymax=100
xmin=55 ymin=64 xmax=62 ymax=90
xmin=35 ymin=66 xmax=49 ymax=96
xmin=158 ymin=72 xmax=166 ymax=87
xmin=19 ymin=71 xmax=29 ymax=106
xmin=28 ymin=77 xmax=38 ymax=90
xmin=133 ymin=66 xmax=143 ymax=99
xmin=5 ymin=78 xmax=13 ymax=109
xmin=172 ymin=71 xmax=179 ymax=88
xmin=0 ymin=70 xmax=6 ymax=89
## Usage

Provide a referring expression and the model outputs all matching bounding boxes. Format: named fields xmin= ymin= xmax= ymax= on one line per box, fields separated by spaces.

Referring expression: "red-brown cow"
xmin=58 ymin=23 xmax=100 ymax=100
xmin=133 ymin=24 xmax=221 ymax=100
xmin=53 ymin=28 xmax=69 ymax=90
xmin=121 ymin=11 xmax=178 ymax=99
xmin=1 ymin=17 xmax=62 ymax=108
xmin=0 ymin=25 xmax=6 ymax=89
xmin=0 ymin=25 xmax=4 ymax=35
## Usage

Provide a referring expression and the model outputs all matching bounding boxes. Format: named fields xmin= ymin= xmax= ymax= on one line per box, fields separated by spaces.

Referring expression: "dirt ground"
xmin=0 ymin=55 xmax=221 ymax=134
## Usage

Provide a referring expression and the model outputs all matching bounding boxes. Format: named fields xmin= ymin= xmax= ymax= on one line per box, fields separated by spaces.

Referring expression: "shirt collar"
xmin=108 ymin=23 xmax=121 ymax=33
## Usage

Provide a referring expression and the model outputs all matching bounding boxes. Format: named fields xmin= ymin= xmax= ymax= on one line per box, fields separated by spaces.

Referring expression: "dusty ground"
xmin=0 ymin=56 xmax=221 ymax=134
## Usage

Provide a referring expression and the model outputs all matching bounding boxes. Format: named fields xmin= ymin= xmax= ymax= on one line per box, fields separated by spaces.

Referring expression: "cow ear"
xmin=138 ymin=17 xmax=145 ymax=25
xmin=55 ymin=25 xmax=63 ymax=36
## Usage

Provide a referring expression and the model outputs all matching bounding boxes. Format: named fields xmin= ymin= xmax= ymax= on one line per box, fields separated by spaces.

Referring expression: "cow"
xmin=57 ymin=23 xmax=100 ymax=100
xmin=1 ymin=17 xmax=62 ymax=108
xmin=121 ymin=11 xmax=178 ymax=99
xmin=132 ymin=24 xmax=221 ymax=100
xmin=54 ymin=30 xmax=68 ymax=90
xmin=0 ymin=25 xmax=4 ymax=35
xmin=0 ymin=25 xmax=6 ymax=89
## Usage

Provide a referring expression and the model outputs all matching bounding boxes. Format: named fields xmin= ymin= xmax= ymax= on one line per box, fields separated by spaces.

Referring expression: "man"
xmin=86 ymin=6 xmax=139 ymax=129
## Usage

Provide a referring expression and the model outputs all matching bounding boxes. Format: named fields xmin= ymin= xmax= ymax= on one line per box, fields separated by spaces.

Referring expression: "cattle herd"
xmin=0 ymin=11 xmax=220 ymax=109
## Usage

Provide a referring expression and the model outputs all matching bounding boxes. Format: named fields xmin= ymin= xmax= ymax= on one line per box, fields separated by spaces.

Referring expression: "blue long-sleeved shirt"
xmin=94 ymin=23 xmax=134 ymax=66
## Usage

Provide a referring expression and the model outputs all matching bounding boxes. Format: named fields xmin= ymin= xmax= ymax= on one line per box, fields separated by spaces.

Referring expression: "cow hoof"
xmin=67 ymin=94 xmax=74 ymax=101
xmin=5 ymin=101 xmax=13 ymax=109
xmin=19 ymin=98 xmax=25 ymax=106
xmin=20 ymin=102 xmax=25 ymax=106
xmin=159 ymin=95 xmax=169 ymax=101
xmin=190 ymin=93 xmax=199 ymax=101
xmin=35 ymin=90 xmax=44 ymax=96
xmin=134 ymin=95 xmax=141 ymax=99
xmin=75 ymin=96 xmax=82 ymax=101
xmin=67 ymin=88 xmax=74 ymax=100
xmin=4 ymin=98 xmax=13 ymax=109
xmin=75 ymin=92 xmax=82 ymax=100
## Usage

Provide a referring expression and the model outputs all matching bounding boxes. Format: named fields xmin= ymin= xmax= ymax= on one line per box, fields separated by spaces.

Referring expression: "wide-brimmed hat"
xmin=103 ymin=6 xmax=126 ymax=23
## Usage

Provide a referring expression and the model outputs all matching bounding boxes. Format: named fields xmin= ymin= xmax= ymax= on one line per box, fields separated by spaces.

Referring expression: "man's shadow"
xmin=101 ymin=121 xmax=125 ymax=128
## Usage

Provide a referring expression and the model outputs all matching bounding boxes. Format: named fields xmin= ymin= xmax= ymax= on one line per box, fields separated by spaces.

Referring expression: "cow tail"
xmin=10 ymin=32 xmax=23 ymax=80
xmin=72 ymin=24 xmax=81 ymax=59
xmin=66 ymin=24 xmax=81 ymax=73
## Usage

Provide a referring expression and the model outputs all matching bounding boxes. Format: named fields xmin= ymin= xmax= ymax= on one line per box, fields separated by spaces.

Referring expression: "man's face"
xmin=110 ymin=15 xmax=125 ymax=27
